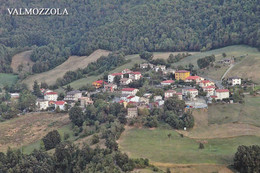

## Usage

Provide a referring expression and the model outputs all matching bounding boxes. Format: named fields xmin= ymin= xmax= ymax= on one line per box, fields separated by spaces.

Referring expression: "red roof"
xmin=127 ymin=96 xmax=135 ymax=99
xmin=94 ymin=80 xmax=108 ymax=84
xmin=201 ymin=80 xmax=213 ymax=84
xmin=119 ymin=100 xmax=125 ymax=103
xmin=176 ymin=70 xmax=190 ymax=73
xmin=175 ymin=92 xmax=182 ymax=95
xmin=204 ymin=86 xmax=215 ymax=89
xmin=122 ymin=88 xmax=137 ymax=92
xmin=55 ymin=101 xmax=66 ymax=105
xmin=211 ymin=96 xmax=217 ymax=98
xmin=185 ymin=76 xmax=201 ymax=80
xmin=45 ymin=92 xmax=58 ymax=95
xmin=216 ymin=89 xmax=229 ymax=93
xmin=186 ymin=89 xmax=198 ymax=91
xmin=161 ymin=80 xmax=175 ymax=84
xmin=111 ymin=73 xmax=123 ymax=76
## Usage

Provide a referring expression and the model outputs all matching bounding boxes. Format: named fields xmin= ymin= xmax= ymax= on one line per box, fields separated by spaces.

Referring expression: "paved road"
xmin=221 ymin=64 xmax=235 ymax=80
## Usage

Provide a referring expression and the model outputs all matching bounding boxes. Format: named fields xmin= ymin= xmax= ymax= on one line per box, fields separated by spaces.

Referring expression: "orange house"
xmin=92 ymin=80 xmax=107 ymax=88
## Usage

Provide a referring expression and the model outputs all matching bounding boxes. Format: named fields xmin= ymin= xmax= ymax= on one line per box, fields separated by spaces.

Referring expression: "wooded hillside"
xmin=0 ymin=0 xmax=259 ymax=73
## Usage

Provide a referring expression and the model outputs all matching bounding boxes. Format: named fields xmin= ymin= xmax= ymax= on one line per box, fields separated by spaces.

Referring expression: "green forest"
xmin=0 ymin=0 xmax=259 ymax=73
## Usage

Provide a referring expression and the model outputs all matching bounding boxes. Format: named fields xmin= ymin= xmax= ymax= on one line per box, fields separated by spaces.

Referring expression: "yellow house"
xmin=175 ymin=70 xmax=190 ymax=80
xmin=92 ymin=80 xmax=107 ymax=88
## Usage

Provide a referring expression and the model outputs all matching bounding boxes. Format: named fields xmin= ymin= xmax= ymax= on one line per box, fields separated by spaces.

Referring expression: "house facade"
xmin=182 ymin=88 xmax=198 ymax=98
xmin=199 ymin=80 xmax=215 ymax=87
xmin=79 ymin=97 xmax=94 ymax=107
xmin=108 ymin=73 xmax=123 ymax=83
xmin=129 ymin=72 xmax=142 ymax=80
xmin=164 ymin=90 xmax=177 ymax=99
xmin=161 ymin=80 xmax=175 ymax=86
xmin=127 ymin=107 xmax=138 ymax=118
xmin=175 ymin=70 xmax=190 ymax=80
xmin=36 ymin=99 xmax=49 ymax=110
xmin=64 ymin=90 xmax=82 ymax=102
xmin=55 ymin=101 xmax=67 ymax=111
xmin=104 ymin=84 xmax=117 ymax=92
xmin=215 ymin=89 xmax=230 ymax=100
xmin=228 ymin=77 xmax=241 ymax=86
xmin=185 ymin=76 xmax=203 ymax=83
xmin=92 ymin=80 xmax=107 ymax=88
xmin=121 ymin=88 xmax=139 ymax=95
xmin=44 ymin=92 xmax=58 ymax=101
xmin=120 ymin=78 xmax=133 ymax=85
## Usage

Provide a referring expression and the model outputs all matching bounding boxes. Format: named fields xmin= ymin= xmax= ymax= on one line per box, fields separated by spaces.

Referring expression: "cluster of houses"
xmin=32 ymin=60 xmax=242 ymax=117
xmin=36 ymin=89 xmax=93 ymax=111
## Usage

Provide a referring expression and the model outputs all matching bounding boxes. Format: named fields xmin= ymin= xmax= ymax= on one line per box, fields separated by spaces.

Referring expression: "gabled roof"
xmin=161 ymin=80 xmax=175 ymax=83
xmin=94 ymin=80 xmax=108 ymax=84
xmin=185 ymin=76 xmax=201 ymax=80
xmin=201 ymin=80 xmax=213 ymax=84
xmin=55 ymin=101 xmax=66 ymax=105
xmin=122 ymin=88 xmax=137 ymax=92
xmin=203 ymin=86 xmax=216 ymax=89
xmin=45 ymin=92 xmax=58 ymax=95
xmin=165 ymin=90 xmax=176 ymax=93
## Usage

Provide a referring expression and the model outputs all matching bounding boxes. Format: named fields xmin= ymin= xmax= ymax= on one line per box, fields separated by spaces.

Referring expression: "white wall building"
xmin=228 ymin=77 xmax=241 ymax=86
xmin=108 ymin=73 xmax=123 ymax=83
xmin=182 ymin=88 xmax=198 ymax=98
xmin=215 ymin=89 xmax=230 ymax=100
xmin=121 ymin=88 xmax=139 ymax=95
xmin=44 ymin=92 xmax=58 ymax=101
xmin=36 ymin=99 xmax=49 ymax=110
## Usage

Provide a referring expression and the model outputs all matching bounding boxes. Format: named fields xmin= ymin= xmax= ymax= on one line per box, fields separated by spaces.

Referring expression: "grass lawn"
xmin=0 ymin=73 xmax=18 ymax=88
xmin=208 ymin=95 xmax=260 ymax=127
xmin=119 ymin=128 xmax=260 ymax=165
xmin=68 ymin=54 xmax=144 ymax=89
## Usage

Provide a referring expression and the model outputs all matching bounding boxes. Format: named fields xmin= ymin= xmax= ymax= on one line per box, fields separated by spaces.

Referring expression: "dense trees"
xmin=42 ymin=130 xmax=61 ymax=150
xmin=0 ymin=0 xmax=259 ymax=73
xmin=234 ymin=145 xmax=260 ymax=173
xmin=197 ymin=55 xmax=216 ymax=69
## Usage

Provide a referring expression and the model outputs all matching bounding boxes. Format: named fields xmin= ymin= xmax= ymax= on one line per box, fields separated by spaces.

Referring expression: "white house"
xmin=185 ymin=76 xmax=204 ymax=83
xmin=154 ymin=95 xmax=163 ymax=102
xmin=126 ymin=95 xmax=140 ymax=103
xmin=36 ymin=99 xmax=49 ymax=110
xmin=55 ymin=101 xmax=67 ymax=111
xmin=44 ymin=92 xmax=58 ymax=101
xmin=79 ymin=97 xmax=93 ymax=107
xmin=199 ymin=80 xmax=215 ymax=87
xmin=108 ymin=73 xmax=123 ymax=83
xmin=104 ymin=84 xmax=117 ymax=92
xmin=202 ymin=86 xmax=216 ymax=96
xmin=161 ymin=80 xmax=175 ymax=86
xmin=154 ymin=65 xmax=166 ymax=72
xmin=129 ymin=72 xmax=142 ymax=80
xmin=121 ymin=88 xmax=139 ymax=95
xmin=122 ymin=69 xmax=132 ymax=74
xmin=163 ymin=69 xmax=175 ymax=75
xmin=182 ymin=88 xmax=198 ymax=98
xmin=215 ymin=89 xmax=230 ymax=100
xmin=164 ymin=90 xmax=177 ymax=99
xmin=120 ymin=78 xmax=133 ymax=85
xmin=228 ymin=77 xmax=241 ymax=86
xmin=64 ymin=90 xmax=82 ymax=102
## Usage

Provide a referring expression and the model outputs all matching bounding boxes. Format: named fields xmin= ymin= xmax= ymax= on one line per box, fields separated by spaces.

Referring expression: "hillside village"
xmin=4 ymin=57 xmax=247 ymax=122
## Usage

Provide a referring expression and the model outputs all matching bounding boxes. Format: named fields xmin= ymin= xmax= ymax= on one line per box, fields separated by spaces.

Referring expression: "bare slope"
xmin=0 ymin=113 xmax=69 ymax=152
xmin=22 ymin=49 xmax=110 ymax=89
xmin=11 ymin=50 xmax=34 ymax=73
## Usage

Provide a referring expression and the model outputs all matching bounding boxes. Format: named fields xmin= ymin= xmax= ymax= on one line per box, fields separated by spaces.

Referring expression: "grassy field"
xmin=208 ymin=95 xmax=260 ymax=127
xmin=69 ymin=54 xmax=144 ymax=89
xmin=11 ymin=50 xmax=34 ymax=74
xmin=22 ymin=49 xmax=110 ymax=90
xmin=119 ymin=127 xmax=260 ymax=165
xmin=0 ymin=73 xmax=18 ymax=88
xmin=0 ymin=112 xmax=70 ymax=153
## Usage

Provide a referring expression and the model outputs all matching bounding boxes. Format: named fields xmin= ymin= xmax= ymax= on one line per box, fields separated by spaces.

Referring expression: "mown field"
xmin=0 ymin=112 xmax=70 ymax=153
xmin=0 ymin=73 xmax=18 ymax=87
xmin=208 ymin=95 xmax=260 ymax=127
xmin=119 ymin=128 xmax=260 ymax=165
xmin=22 ymin=49 xmax=110 ymax=89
